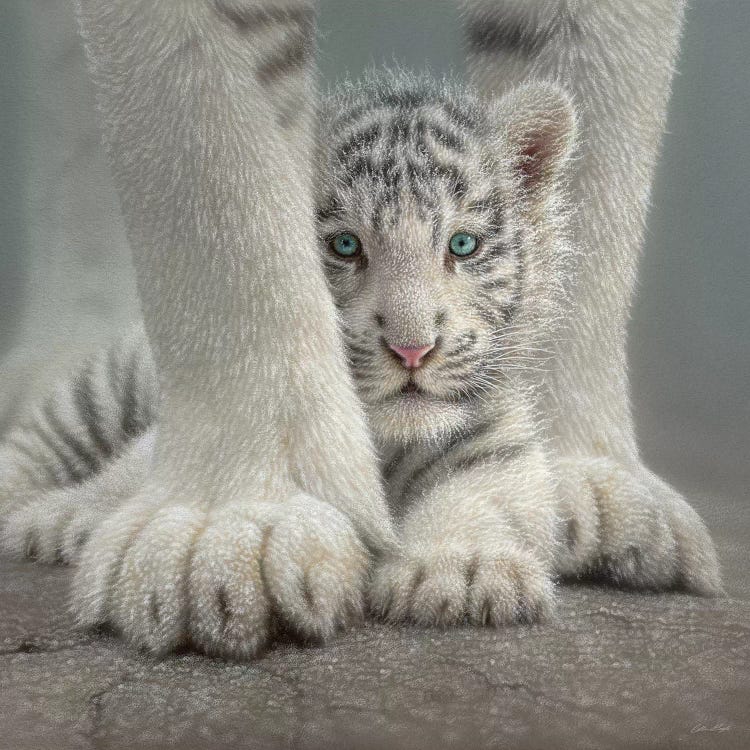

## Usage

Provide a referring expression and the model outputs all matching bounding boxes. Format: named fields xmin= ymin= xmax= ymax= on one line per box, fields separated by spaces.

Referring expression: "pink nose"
xmin=388 ymin=342 xmax=435 ymax=369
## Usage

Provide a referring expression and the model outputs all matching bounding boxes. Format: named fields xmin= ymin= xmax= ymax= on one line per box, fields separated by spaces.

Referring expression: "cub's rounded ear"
xmin=496 ymin=81 xmax=577 ymax=197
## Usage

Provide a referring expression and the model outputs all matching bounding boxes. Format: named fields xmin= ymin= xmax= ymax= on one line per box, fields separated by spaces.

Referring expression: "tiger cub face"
xmin=316 ymin=72 xmax=576 ymax=446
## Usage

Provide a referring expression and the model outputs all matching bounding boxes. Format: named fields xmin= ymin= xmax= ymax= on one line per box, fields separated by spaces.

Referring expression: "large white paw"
xmin=72 ymin=492 xmax=369 ymax=659
xmin=370 ymin=535 xmax=555 ymax=627
xmin=555 ymin=456 xmax=723 ymax=596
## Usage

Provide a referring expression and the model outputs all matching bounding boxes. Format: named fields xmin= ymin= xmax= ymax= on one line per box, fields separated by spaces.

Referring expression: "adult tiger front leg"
xmin=461 ymin=0 xmax=721 ymax=594
xmin=73 ymin=0 xmax=394 ymax=658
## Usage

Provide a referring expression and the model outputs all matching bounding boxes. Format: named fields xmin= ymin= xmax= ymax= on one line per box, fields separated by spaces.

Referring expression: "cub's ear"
xmin=496 ymin=81 xmax=577 ymax=197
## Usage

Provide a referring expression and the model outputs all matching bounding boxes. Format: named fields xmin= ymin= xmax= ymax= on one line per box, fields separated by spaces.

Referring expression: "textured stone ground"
xmin=2 ymin=483 xmax=749 ymax=750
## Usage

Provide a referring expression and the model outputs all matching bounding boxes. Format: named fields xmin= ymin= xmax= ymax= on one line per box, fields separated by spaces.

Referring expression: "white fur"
xmin=461 ymin=0 xmax=722 ymax=594
xmin=371 ymin=404 xmax=561 ymax=626
xmin=326 ymin=80 xmax=579 ymax=625
xmin=0 ymin=0 xmax=722 ymax=660
xmin=2 ymin=71 xmax=578 ymax=633
xmin=69 ymin=0 xmax=394 ymax=657
xmin=1 ymin=428 xmax=154 ymax=564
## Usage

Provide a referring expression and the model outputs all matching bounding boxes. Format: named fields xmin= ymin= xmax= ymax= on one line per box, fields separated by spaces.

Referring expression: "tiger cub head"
xmin=317 ymin=71 xmax=576 ymax=446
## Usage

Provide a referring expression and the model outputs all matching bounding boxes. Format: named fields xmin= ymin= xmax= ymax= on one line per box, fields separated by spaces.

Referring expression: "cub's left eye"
xmin=449 ymin=232 xmax=479 ymax=257
xmin=330 ymin=232 xmax=362 ymax=259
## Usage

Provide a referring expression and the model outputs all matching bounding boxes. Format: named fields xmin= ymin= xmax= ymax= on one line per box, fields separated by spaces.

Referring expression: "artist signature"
xmin=690 ymin=723 xmax=733 ymax=734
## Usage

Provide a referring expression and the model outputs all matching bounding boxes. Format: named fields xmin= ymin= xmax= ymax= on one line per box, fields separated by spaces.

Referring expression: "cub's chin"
xmin=365 ymin=390 xmax=471 ymax=447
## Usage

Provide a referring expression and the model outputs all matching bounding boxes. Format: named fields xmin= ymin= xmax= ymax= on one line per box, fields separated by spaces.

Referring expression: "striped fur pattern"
xmin=317 ymin=71 xmax=573 ymax=450
xmin=6 ymin=0 xmax=397 ymax=660
xmin=0 ymin=327 xmax=157 ymax=564
xmin=317 ymin=74 xmax=578 ymax=624
xmin=0 ymin=327 xmax=155 ymax=505
xmin=1 ymin=71 xmax=575 ymax=504
xmin=0 ymin=0 xmax=721 ymax=657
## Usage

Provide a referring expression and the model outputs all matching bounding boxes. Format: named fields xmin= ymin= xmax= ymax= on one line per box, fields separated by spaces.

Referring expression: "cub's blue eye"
xmin=331 ymin=232 xmax=361 ymax=258
xmin=449 ymin=232 xmax=479 ymax=257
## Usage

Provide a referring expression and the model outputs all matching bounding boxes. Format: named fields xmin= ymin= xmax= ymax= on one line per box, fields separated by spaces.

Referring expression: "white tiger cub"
xmin=320 ymin=73 xmax=577 ymax=623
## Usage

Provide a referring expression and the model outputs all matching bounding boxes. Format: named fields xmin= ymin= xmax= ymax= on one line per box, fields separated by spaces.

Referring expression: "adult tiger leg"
xmin=460 ymin=0 xmax=721 ymax=594
xmin=73 ymin=0 xmax=394 ymax=658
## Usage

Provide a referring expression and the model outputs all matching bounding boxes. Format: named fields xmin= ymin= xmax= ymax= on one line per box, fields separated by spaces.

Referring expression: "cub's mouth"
xmin=391 ymin=376 xmax=480 ymax=407
xmin=394 ymin=380 xmax=439 ymax=403
xmin=399 ymin=381 xmax=423 ymax=396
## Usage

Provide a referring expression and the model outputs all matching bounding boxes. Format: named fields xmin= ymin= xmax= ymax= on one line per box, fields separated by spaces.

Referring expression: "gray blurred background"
xmin=0 ymin=1 xmax=747 ymax=545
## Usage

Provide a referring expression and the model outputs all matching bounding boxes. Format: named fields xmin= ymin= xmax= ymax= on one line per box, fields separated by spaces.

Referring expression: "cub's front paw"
xmin=556 ymin=456 xmax=723 ymax=596
xmin=73 ymin=492 xmax=369 ymax=659
xmin=370 ymin=540 xmax=555 ymax=627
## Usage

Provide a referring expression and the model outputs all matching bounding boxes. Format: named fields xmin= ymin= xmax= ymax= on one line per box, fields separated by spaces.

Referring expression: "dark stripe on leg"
xmin=42 ymin=401 xmax=101 ymax=476
xmin=5 ymin=438 xmax=58 ymax=485
xmin=452 ymin=444 xmax=527 ymax=474
xmin=73 ymin=364 xmax=115 ymax=460
xmin=33 ymin=421 xmax=85 ymax=484
xmin=382 ymin=447 xmax=409 ymax=484
xmin=466 ymin=11 xmax=579 ymax=57
xmin=398 ymin=421 xmax=497 ymax=500
xmin=213 ymin=3 xmax=315 ymax=34
xmin=256 ymin=32 xmax=314 ymax=85
xmin=121 ymin=350 xmax=148 ymax=439
xmin=467 ymin=18 xmax=550 ymax=57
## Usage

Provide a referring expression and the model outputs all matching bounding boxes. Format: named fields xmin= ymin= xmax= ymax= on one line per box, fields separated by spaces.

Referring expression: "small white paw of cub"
xmin=555 ymin=456 xmax=723 ymax=596
xmin=72 ymin=492 xmax=369 ymax=659
xmin=370 ymin=534 xmax=555 ymax=627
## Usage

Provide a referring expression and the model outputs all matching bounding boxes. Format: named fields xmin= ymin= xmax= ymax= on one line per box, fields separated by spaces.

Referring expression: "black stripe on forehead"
xmin=425 ymin=121 xmax=466 ymax=152
xmin=322 ymin=91 xmax=491 ymax=230
xmin=410 ymin=151 xmax=471 ymax=202
xmin=429 ymin=160 xmax=469 ymax=199
xmin=386 ymin=114 xmax=412 ymax=145
xmin=406 ymin=161 xmax=441 ymax=212
xmin=369 ymin=183 xmax=433 ymax=233
xmin=411 ymin=117 xmax=467 ymax=157
xmin=335 ymin=118 xmax=471 ymax=200
xmin=372 ymin=89 xmax=433 ymax=110
xmin=339 ymin=154 xmax=403 ymax=191
xmin=334 ymin=122 xmax=383 ymax=163
xmin=334 ymin=107 xmax=467 ymax=160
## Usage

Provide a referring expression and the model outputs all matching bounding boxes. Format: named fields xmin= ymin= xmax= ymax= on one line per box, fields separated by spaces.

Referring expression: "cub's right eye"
xmin=449 ymin=232 xmax=479 ymax=257
xmin=330 ymin=232 xmax=362 ymax=259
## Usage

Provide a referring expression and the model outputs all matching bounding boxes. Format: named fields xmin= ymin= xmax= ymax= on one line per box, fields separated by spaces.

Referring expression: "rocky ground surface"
xmin=1 ymin=478 xmax=749 ymax=750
